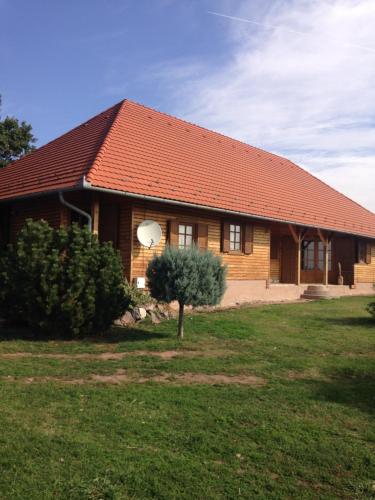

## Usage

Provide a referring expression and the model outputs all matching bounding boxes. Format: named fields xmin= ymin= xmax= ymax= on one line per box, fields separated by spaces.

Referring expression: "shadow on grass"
xmin=0 ymin=325 xmax=170 ymax=343
xmin=312 ymin=368 xmax=375 ymax=415
xmin=324 ymin=316 xmax=375 ymax=329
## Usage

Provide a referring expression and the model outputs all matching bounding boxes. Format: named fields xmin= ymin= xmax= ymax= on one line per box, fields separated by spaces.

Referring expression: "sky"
xmin=1 ymin=0 xmax=374 ymax=211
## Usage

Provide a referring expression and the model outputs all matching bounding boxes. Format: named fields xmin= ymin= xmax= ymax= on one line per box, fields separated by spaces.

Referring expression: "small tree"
xmin=146 ymin=245 xmax=227 ymax=338
xmin=0 ymin=96 xmax=36 ymax=167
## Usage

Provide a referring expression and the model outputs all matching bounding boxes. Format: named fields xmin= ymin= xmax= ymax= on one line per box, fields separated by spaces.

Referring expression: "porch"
xmin=221 ymin=281 xmax=375 ymax=307
xmin=269 ymin=223 xmax=370 ymax=287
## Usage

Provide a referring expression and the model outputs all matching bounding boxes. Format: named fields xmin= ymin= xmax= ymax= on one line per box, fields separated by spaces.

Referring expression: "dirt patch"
xmin=2 ymin=370 xmax=266 ymax=386
xmin=286 ymin=368 xmax=330 ymax=382
xmin=0 ymin=349 xmax=232 ymax=361
xmin=91 ymin=371 xmax=265 ymax=386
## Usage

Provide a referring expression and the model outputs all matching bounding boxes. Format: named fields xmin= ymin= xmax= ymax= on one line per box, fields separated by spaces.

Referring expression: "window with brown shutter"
xmin=168 ymin=220 xmax=208 ymax=250
xmin=221 ymin=221 xmax=254 ymax=254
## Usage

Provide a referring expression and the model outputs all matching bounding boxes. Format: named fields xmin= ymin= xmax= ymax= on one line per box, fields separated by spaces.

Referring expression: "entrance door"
xmin=301 ymin=239 xmax=331 ymax=283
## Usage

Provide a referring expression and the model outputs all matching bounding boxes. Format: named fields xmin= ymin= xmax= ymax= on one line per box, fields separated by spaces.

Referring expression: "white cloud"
xmin=153 ymin=0 xmax=375 ymax=212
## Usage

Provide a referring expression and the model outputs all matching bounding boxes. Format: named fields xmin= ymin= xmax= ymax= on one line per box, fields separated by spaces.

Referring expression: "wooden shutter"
xmin=197 ymin=223 xmax=208 ymax=251
xmin=221 ymin=221 xmax=230 ymax=253
xmin=244 ymin=224 xmax=254 ymax=254
xmin=366 ymin=242 xmax=372 ymax=264
xmin=168 ymin=220 xmax=179 ymax=247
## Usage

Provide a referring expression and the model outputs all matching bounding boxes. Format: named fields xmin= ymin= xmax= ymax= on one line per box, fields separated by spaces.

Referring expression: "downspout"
xmin=58 ymin=191 xmax=92 ymax=232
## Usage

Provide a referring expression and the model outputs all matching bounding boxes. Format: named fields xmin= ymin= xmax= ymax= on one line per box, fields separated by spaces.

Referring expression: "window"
xmin=317 ymin=241 xmax=332 ymax=271
xmin=222 ymin=221 xmax=253 ymax=254
xmin=302 ymin=240 xmax=332 ymax=271
xmin=357 ymin=240 xmax=367 ymax=264
xmin=178 ymin=224 xmax=194 ymax=249
xmin=168 ymin=220 xmax=208 ymax=250
xmin=302 ymin=240 xmax=315 ymax=270
xmin=229 ymin=224 xmax=242 ymax=251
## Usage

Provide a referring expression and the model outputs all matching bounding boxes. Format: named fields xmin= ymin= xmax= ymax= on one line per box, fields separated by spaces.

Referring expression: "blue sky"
xmin=1 ymin=0 xmax=375 ymax=211
xmin=0 ymin=0 xmax=232 ymax=143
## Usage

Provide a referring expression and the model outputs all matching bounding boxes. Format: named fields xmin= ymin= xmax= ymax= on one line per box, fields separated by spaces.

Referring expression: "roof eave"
xmin=82 ymin=177 xmax=375 ymax=241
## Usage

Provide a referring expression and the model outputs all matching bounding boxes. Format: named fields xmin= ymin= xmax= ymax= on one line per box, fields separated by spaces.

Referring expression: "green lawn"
xmin=0 ymin=297 xmax=374 ymax=499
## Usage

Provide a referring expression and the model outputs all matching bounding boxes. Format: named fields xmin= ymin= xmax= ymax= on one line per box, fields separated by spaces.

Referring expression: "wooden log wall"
xmin=130 ymin=200 xmax=270 ymax=282
xmin=9 ymin=195 xmax=62 ymax=241
xmin=354 ymin=242 xmax=375 ymax=283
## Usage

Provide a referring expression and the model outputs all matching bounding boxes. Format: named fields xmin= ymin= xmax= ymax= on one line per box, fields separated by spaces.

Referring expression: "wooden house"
xmin=0 ymin=100 xmax=374 ymax=305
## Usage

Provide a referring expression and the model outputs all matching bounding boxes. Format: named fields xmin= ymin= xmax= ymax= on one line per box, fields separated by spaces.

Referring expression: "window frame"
xmin=302 ymin=239 xmax=332 ymax=271
xmin=356 ymin=240 xmax=368 ymax=264
xmin=229 ymin=223 xmax=242 ymax=253
xmin=302 ymin=240 xmax=315 ymax=271
xmin=177 ymin=222 xmax=195 ymax=249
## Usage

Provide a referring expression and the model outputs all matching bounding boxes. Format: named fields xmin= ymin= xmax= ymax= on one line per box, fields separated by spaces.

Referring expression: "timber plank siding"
xmin=354 ymin=243 xmax=375 ymax=283
xmin=2 ymin=192 xmax=375 ymax=289
xmin=130 ymin=200 xmax=270 ymax=282
xmin=10 ymin=196 xmax=62 ymax=241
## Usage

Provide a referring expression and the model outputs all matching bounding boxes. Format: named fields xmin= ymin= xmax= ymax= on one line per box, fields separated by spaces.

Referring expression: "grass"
xmin=0 ymin=296 xmax=374 ymax=499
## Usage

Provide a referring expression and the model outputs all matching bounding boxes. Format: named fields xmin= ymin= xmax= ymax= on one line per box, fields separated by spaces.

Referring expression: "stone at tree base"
xmin=149 ymin=311 xmax=161 ymax=324
xmin=132 ymin=307 xmax=147 ymax=321
xmin=120 ymin=311 xmax=135 ymax=325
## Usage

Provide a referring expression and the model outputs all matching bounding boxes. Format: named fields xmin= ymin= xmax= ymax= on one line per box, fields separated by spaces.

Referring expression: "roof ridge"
xmin=85 ymin=99 xmax=126 ymax=182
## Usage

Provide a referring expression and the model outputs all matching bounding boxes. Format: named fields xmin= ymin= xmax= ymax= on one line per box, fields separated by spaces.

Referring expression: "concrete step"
xmin=301 ymin=285 xmax=333 ymax=300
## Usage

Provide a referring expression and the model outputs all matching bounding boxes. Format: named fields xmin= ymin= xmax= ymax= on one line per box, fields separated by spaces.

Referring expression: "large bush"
xmin=0 ymin=219 xmax=127 ymax=337
xmin=146 ymin=245 xmax=227 ymax=338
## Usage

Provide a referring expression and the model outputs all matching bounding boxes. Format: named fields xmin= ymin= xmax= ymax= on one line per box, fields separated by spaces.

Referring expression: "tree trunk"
xmin=177 ymin=302 xmax=184 ymax=339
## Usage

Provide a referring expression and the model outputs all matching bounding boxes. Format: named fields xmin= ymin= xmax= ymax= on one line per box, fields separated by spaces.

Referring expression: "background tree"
xmin=146 ymin=245 xmax=227 ymax=338
xmin=0 ymin=95 xmax=36 ymax=167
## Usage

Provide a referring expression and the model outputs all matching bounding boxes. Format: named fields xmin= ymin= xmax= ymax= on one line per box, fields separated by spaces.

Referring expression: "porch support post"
xmin=317 ymin=229 xmax=333 ymax=286
xmin=288 ymin=224 xmax=306 ymax=286
xmin=91 ymin=197 xmax=100 ymax=236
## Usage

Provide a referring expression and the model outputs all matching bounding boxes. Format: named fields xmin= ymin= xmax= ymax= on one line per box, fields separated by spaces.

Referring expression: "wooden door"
xmin=281 ymin=236 xmax=296 ymax=283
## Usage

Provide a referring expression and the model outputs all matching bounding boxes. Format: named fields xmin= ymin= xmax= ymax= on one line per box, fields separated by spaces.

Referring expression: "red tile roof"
xmin=0 ymin=102 xmax=121 ymax=200
xmin=1 ymin=99 xmax=375 ymax=239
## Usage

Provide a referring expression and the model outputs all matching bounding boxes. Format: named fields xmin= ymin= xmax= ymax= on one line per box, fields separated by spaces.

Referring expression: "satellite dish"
xmin=137 ymin=220 xmax=162 ymax=248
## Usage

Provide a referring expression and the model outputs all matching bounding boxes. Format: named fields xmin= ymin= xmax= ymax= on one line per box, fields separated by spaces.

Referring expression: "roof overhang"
xmin=81 ymin=177 xmax=375 ymax=241
xmin=0 ymin=177 xmax=373 ymax=240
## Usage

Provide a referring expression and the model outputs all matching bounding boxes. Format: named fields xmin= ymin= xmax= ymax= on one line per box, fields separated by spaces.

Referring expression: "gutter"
xmin=58 ymin=191 xmax=92 ymax=232
xmin=81 ymin=176 xmax=374 ymax=240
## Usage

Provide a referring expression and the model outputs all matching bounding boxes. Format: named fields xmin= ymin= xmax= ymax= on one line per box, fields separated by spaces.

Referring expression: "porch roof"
xmin=1 ymin=99 xmax=375 ymax=239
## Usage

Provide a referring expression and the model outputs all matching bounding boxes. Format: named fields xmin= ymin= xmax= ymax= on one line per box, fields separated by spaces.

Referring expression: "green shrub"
xmin=0 ymin=219 xmax=127 ymax=337
xmin=146 ymin=245 xmax=227 ymax=338
xmin=122 ymin=281 xmax=152 ymax=310
xmin=367 ymin=302 xmax=375 ymax=319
